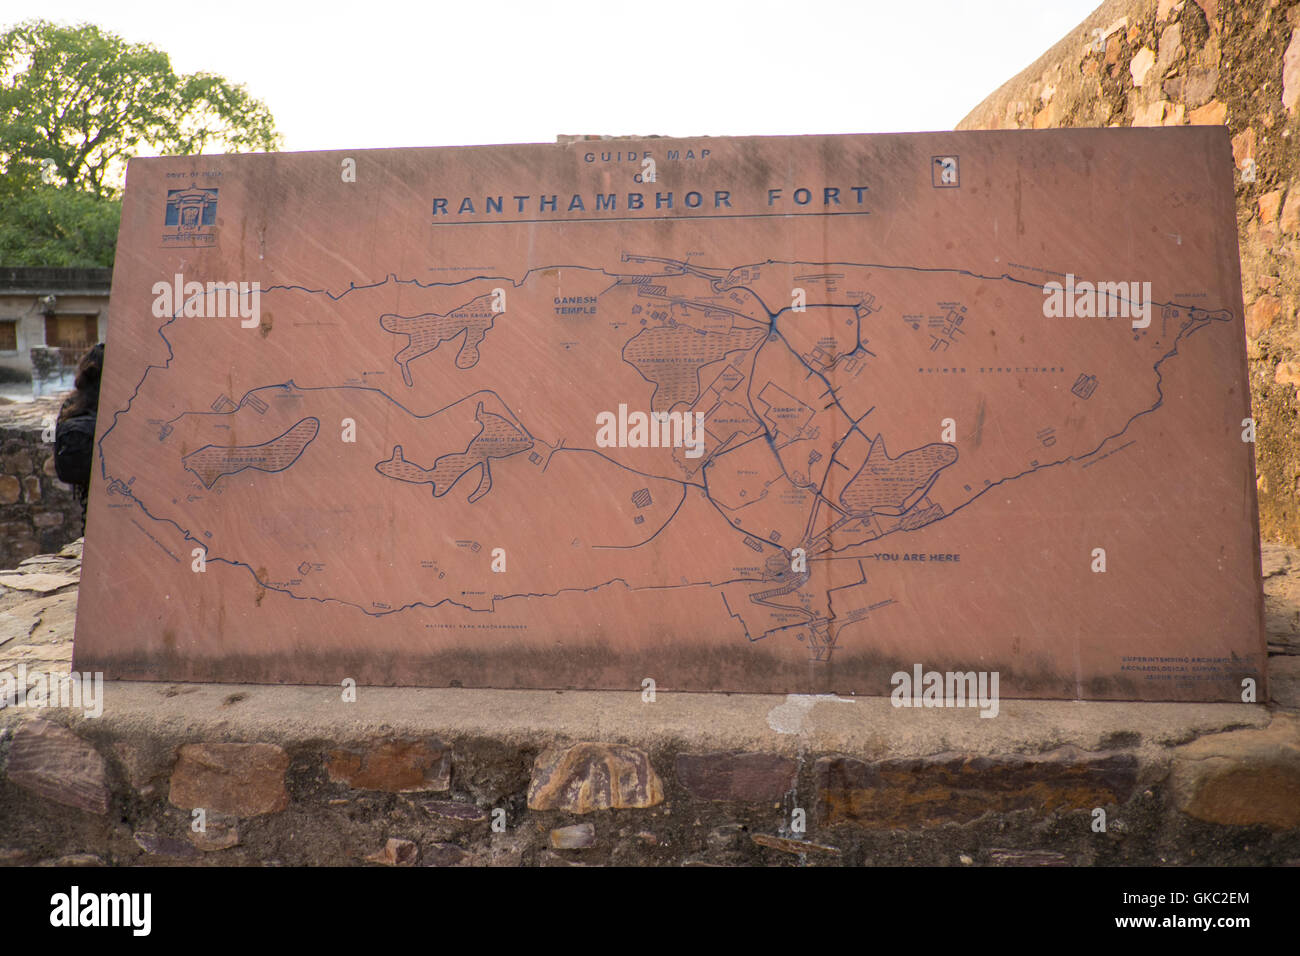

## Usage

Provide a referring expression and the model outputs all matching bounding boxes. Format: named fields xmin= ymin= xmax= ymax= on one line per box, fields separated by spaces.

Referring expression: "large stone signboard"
xmin=74 ymin=129 xmax=1266 ymax=700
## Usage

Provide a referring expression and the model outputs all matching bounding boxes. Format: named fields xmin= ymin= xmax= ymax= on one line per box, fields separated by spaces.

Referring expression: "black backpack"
xmin=54 ymin=412 xmax=97 ymax=487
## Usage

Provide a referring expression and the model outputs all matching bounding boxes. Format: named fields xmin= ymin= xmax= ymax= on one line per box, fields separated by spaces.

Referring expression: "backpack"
xmin=54 ymin=412 xmax=97 ymax=488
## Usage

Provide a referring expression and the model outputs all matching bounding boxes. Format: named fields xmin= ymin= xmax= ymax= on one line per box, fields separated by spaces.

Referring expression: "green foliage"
xmin=0 ymin=19 xmax=281 ymax=266
xmin=0 ymin=186 xmax=120 ymax=267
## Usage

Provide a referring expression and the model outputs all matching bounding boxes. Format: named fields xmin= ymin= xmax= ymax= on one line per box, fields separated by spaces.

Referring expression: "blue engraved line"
xmin=429 ymin=211 xmax=875 ymax=226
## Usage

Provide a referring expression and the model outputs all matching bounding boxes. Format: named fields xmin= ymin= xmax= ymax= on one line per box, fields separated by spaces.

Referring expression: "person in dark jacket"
xmin=54 ymin=343 xmax=104 ymax=533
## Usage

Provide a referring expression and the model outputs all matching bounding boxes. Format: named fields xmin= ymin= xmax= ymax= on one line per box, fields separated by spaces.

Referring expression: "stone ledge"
xmin=1 ymin=687 xmax=1296 ymax=867
xmin=5 ymin=680 xmax=1273 ymax=758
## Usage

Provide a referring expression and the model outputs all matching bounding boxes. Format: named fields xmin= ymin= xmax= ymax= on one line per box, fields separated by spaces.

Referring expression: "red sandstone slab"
xmin=73 ymin=129 xmax=1265 ymax=700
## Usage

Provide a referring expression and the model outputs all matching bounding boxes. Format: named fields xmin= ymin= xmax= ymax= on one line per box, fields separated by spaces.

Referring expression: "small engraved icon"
xmin=163 ymin=187 xmax=219 ymax=247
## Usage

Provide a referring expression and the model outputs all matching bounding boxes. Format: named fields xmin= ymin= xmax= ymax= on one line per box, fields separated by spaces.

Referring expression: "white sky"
xmin=5 ymin=0 xmax=1100 ymax=152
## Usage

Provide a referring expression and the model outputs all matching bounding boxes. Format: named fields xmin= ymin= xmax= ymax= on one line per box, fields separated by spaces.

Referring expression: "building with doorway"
xmin=0 ymin=267 xmax=110 ymax=387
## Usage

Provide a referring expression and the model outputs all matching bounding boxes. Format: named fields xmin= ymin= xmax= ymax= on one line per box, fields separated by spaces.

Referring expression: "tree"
xmin=0 ymin=19 xmax=281 ymax=266
xmin=0 ymin=186 xmax=120 ymax=267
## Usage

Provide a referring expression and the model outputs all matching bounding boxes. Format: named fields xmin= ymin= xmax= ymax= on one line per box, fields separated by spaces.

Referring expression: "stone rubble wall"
xmin=957 ymin=0 xmax=1300 ymax=546
xmin=1 ymin=701 xmax=1297 ymax=867
xmin=0 ymin=399 xmax=82 ymax=568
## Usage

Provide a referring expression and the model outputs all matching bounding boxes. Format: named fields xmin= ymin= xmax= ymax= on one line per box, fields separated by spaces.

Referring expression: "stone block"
xmin=1282 ymin=191 xmax=1300 ymax=235
xmin=1133 ymin=100 xmax=1168 ymax=127
xmin=1259 ymin=190 xmax=1284 ymax=225
xmin=751 ymin=833 xmax=841 ymax=856
xmin=419 ymin=799 xmax=488 ymax=822
xmin=133 ymin=831 xmax=199 ymax=859
xmin=1247 ymin=295 xmax=1282 ymax=338
xmin=421 ymin=842 xmax=467 ymax=866
xmin=1285 ymin=28 xmax=1300 ymax=114
xmin=168 ymin=742 xmax=289 ymax=816
xmin=675 ymin=751 xmax=797 ymax=802
xmin=36 ymin=854 xmax=103 ymax=867
xmin=37 ymin=529 xmax=66 ymax=555
xmin=1231 ymin=127 xmax=1256 ymax=167
xmin=0 ymin=572 xmax=77 ymax=594
xmin=1164 ymin=66 xmax=1218 ymax=108
xmin=8 ymin=541 xmax=39 ymax=562
xmin=5 ymin=718 xmax=109 ymax=815
xmin=366 ymin=837 xmax=418 ymax=866
xmin=1188 ymin=99 xmax=1227 ymax=125
xmin=1 ymin=449 xmax=32 ymax=475
xmin=815 ymin=747 xmax=1137 ymax=828
xmin=1269 ymin=655 xmax=1300 ymax=709
xmin=1170 ymin=717 xmax=1300 ymax=828
xmin=1156 ymin=23 xmax=1182 ymax=77
xmin=31 ymin=511 xmax=63 ymax=529
xmin=187 ymin=813 xmax=240 ymax=851
xmin=326 ymin=737 xmax=450 ymax=792
xmin=528 ymin=742 xmax=663 ymax=813
xmin=550 ymin=823 xmax=596 ymax=849
xmin=988 ymin=848 xmax=1069 ymax=866
xmin=1130 ymin=47 xmax=1156 ymax=86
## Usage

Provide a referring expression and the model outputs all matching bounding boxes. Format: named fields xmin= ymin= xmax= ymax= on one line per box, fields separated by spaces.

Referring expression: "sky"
xmin=4 ymin=0 xmax=1101 ymax=152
